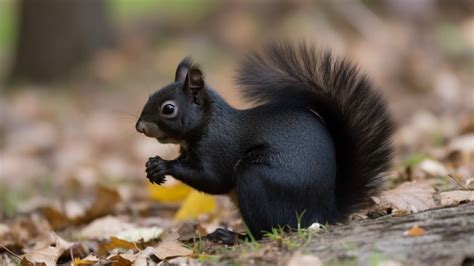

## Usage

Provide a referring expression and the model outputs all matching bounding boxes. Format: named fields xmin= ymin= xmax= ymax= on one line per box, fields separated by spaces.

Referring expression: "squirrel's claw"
xmin=145 ymin=157 xmax=168 ymax=185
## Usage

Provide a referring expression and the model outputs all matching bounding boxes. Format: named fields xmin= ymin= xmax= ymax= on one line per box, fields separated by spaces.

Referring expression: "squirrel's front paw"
xmin=145 ymin=156 xmax=169 ymax=185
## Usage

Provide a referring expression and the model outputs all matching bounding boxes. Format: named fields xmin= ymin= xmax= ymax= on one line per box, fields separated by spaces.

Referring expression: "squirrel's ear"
xmin=183 ymin=67 xmax=206 ymax=105
xmin=175 ymin=57 xmax=192 ymax=82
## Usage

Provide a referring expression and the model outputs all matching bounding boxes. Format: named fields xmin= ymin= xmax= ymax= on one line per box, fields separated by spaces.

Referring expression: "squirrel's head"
xmin=136 ymin=58 xmax=209 ymax=144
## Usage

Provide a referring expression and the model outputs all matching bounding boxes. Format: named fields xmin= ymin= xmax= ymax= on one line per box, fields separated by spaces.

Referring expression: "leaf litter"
xmin=1 ymin=3 xmax=474 ymax=265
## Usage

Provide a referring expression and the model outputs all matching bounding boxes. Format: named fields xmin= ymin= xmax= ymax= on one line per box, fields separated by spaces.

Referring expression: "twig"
xmin=448 ymin=174 xmax=466 ymax=190
xmin=0 ymin=243 xmax=22 ymax=260
xmin=70 ymin=246 xmax=74 ymax=266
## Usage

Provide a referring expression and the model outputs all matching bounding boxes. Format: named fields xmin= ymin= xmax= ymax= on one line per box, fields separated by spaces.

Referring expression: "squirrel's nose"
xmin=136 ymin=120 xmax=146 ymax=134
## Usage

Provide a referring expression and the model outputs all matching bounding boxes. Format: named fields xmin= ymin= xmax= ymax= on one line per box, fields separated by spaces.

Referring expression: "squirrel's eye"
xmin=160 ymin=100 xmax=178 ymax=118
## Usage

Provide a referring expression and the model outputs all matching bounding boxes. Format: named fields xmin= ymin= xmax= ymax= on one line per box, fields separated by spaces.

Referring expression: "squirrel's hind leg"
xmin=234 ymin=162 xmax=339 ymax=239
xmin=234 ymin=165 xmax=303 ymax=239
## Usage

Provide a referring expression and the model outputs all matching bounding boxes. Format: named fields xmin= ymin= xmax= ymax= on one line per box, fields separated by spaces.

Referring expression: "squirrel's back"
xmin=236 ymin=41 xmax=394 ymax=215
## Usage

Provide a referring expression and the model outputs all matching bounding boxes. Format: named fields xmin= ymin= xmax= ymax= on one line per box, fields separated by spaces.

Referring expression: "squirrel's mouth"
xmin=136 ymin=120 xmax=167 ymax=138
xmin=136 ymin=120 xmax=181 ymax=144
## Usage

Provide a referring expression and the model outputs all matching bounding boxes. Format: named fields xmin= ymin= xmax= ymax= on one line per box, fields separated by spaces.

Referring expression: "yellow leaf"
xmin=175 ymin=191 xmax=216 ymax=220
xmin=102 ymin=236 xmax=138 ymax=251
xmin=148 ymin=182 xmax=192 ymax=202
xmin=403 ymin=224 xmax=425 ymax=237
xmin=73 ymin=255 xmax=100 ymax=265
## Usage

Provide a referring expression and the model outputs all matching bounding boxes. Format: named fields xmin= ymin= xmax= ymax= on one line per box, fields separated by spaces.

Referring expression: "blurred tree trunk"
xmin=10 ymin=0 xmax=115 ymax=83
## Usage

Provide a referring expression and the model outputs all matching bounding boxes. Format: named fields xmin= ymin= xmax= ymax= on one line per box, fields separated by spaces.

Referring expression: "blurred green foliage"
xmin=0 ymin=0 xmax=16 ymax=51
xmin=401 ymin=153 xmax=428 ymax=168
xmin=111 ymin=0 xmax=217 ymax=21
xmin=0 ymin=0 xmax=217 ymax=54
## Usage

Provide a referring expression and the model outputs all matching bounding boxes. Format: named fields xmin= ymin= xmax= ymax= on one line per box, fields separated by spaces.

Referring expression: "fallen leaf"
xmin=78 ymin=216 xmax=135 ymax=240
xmin=447 ymin=134 xmax=474 ymax=153
xmin=466 ymin=178 xmax=474 ymax=190
xmin=25 ymin=232 xmax=75 ymax=253
xmin=417 ymin=159 xmax=448 ymax=177
xmin=177 ymin=222 xmax=199 ymax=241
xmin=22 ymin=246 xmax=62 ymax=266
xmin=107 ymin=251 xmax=136 ymax=266
xmin=196 ymin=224 xmax=208 ymax=236
xmin=151 ymin=234 xmax=193 ymax=260
xmin=175 ymin=191 xmax=216 ymax=220
xmin=115 ymin=227 xmax=163 ymax=243
xmin=445 ymin=134 xmax=474 ymax=167
xmin=41 ymin=186 xmax=121 ymax=230
xmin=52 ymin=232 xmax=75 ymax=251
xmin=133 ymin=247 xmax=156 ymax=266
xmin=152 ymin=241 xmax=193 ymax=260
xmin=102 ymin=237 xmax=139 ymax=252
xmin=378 ymin=181 xmax=437 ymax=214
xmin=41 ymin=207 xmax=71 ymax=231
xmin=21 ymin=233 xmax=77 ymax=266
xmin=2 ymin=214 xmax=53 ymax=249
xmin=403 ymin=224 xmax=425 ymax=237
xmin=73 ymin=254 xmax=100 ymax=265
xmin=439 ymin=190 xmax=474 ymax=206
xmin=148 ymin=182 xmax=192 ymax=202
xmin=78 ymin=186 xmax=121 ymax=224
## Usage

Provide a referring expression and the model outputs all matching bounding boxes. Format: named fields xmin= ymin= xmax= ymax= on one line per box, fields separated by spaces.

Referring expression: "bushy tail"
xmin=236 ymin=42 xmax=394 ymax=215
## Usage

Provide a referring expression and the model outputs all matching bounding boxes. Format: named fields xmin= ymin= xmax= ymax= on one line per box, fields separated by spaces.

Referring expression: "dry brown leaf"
xmin=403 ymin=224 xmax=425 ymax=237
xmin=132 ymin=247 xmax=155 ymax=266
xmin=439 ymin=190 xmax=474 ymax=206
xmin=21 ymin=233 xmax=76 ymax=266
xmin=466 ymin=178 xmax=474 ymax=190
xmin=22 ymin=246 xmax=62 ymax=266
xmin=151 ymin=233 xmax=193 ymax=260
xmin=41 ymin=186 xmax=121 ymax=231
xmin=78 ymin=216 xmax=136 ymax=240
xmin=26 ymin=232 xmax=74 ymax=253
xmin=2 ymin=214 xmax=53 ymax=248
xmin=152 ymin=241 xmax=193 ymax=260
xmin=445 ymin=134 xmax=474 ymax=168
xmin=177 ymin=222 xmax=199 ymax=241
xmin=78 ymin=186 xmax=121 ymax=224
xmin=107 ymin=251 xmax=136 ymax=266
xmin=196 ymin=224 xmax=208 ymax=237
xmin=41 ymin=207 xmax=71 ymax=231
xmin=378 ymin=181 xmax=437 ymax=214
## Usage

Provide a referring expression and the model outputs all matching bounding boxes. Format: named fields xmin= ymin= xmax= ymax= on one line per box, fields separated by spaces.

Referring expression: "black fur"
xmin=137 ymin=42 xmax=393 ymax=239
xmin=236 ymin=42 xmax=394 ymax=214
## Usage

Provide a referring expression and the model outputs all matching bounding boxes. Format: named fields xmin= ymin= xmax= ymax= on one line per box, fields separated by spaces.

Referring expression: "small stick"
xmin=0 ymin=243 xmax=22 ymax=260
xmin=448 ymin=174 xmax=466 ymax=190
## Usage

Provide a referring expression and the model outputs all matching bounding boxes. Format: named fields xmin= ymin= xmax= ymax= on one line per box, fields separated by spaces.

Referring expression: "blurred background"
xmin=0 ymin=0 xmax=473 ymax=221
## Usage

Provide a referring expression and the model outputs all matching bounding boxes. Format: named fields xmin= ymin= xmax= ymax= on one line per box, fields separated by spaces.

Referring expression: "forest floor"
xmin=1 ymin=1 xmax=474 ymax=265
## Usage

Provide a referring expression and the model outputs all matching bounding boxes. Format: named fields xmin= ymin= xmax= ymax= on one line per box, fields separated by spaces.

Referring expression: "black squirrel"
xmin=136 ymin=42 xmax=393 ymax=243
